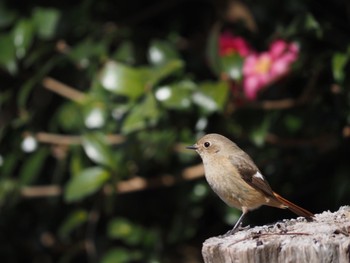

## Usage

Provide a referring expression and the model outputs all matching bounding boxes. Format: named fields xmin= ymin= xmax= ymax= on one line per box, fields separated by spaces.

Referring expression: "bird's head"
xmin=186 ymin=133 xmax=239 ymax=160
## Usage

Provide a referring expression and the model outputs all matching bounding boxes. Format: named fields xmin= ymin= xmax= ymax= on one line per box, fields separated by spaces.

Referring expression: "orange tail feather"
xmin=273 ymin=192 xmax=314 ymax=221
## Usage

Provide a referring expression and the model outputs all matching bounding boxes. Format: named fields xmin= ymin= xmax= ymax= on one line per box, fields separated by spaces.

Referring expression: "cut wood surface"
xmin=202 ymin=206 xmax=350 ymax=263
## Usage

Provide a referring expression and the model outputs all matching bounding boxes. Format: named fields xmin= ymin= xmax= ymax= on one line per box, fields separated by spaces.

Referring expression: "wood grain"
xmin=202 ymin=206 xmax=350 ymax=263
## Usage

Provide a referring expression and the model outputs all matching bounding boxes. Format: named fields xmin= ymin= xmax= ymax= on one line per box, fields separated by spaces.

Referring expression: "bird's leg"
xmin=233 ymin=212 xmax=245 ymax=229
xmin=222 ymin=209 xmax=249 ymax=236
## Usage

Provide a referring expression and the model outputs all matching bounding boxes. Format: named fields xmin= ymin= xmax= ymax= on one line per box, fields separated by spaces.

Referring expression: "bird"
xmin=187 ymin=133 xmax=314 ymax=234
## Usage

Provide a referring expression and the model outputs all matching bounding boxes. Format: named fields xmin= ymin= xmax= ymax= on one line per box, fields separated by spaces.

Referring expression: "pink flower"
xmin=242 ymin=40 xmax=299 ymax=100
xmin=219 ymin=32 xmax=252 ymax=57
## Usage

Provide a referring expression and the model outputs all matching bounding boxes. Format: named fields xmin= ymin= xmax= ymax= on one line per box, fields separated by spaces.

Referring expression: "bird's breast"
xmin=203 ymin=157 xmax=265 ymax=210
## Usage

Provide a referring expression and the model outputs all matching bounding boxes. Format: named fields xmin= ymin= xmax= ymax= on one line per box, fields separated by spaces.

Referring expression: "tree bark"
xmin=202 ymin=206 xmax=350 ymax=263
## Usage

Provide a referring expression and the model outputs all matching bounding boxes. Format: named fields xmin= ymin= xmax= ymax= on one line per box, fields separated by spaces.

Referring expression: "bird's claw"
xmin=220 ymin=223 xmax=250 ymax=237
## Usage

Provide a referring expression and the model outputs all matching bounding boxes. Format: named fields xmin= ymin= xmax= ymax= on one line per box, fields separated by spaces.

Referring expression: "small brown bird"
xmin=187 ymin=133 xmax=313 ymax=234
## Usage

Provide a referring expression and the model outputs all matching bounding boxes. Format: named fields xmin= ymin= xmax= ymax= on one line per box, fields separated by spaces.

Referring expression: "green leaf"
xmin=121 ymin=108 xmax=145 ymax=134
xmin=332 ymin=52 xmax=349 ymax=83
xmin=305 ymin=14 xmax=318 ymax=30
xmin=101 ymin=248 xmax=141 ymax=263
xmin=57 ymin=102 xmax=84 ymax=132
xmin=155 ymin=80 xmax=195 ymax=110
xmin=19 ymin=148 xmax=48 ymax=185
xmin=0 ymin=33 xmax=16 ymax=73
xmin=0 ymin=179 xmax=20 ymax=207
xmin=58 ymin=209 xmax=88 ymax=239
xmin=107 ymin=217 xmax=144 ymax=245
xmin=69 ymin=146 xmax=84 ymax=177
xmin=206 ymin=23 xmax=221 ymax=75
xmin=99 ymin=61 xmax=145 ymax=100
xmin=146 ymin=59 xmax=184 ymax=87
xmin=113 ymin=41 xmax=135 ymax=64
xmin=82 ymin=133 xmax=116 ymax=169
xmin=284 ymin=115 xmax=302 ymax=133
xmin=122 ymin=93 xmax=161 ymax=134
xmin=69 ymin=38 xmax=107 ymax=67
xmin=250 ymin=116 xmax=271 ymax=147
xmin=192 ymin=81 xmax=229 ymax=114
xmin=32 ymin=7 xmax=60 ymax=39
xmin=305 ymin=13 xmax=321 ymax=36
xmin=12 ymin=18 xmax=34 ymax=59
xmin=220 ymin=53 xmax=244 ymax=80
xmin=148 ymin=40 xmax=180 ymax=65
xmin=107 ymin=217 xmax=133 ymax=239
xmin=141 ymin=93 xmax=161 ymax=120
xmin=64 ymin=166 xmax=110 ymax=202
xmin=0 ymin=152 xmax=18 ymax=178
xmin=82 ymin=102 xmax=107 ymax=129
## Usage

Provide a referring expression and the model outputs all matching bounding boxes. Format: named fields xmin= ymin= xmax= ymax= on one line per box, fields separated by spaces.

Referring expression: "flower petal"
xmin=243 ymin=54 xmax=258 ymax=74
xmin=269 ymin=39 xmax=287 ymax=58
xmin=244 ymin=76 xmax=262 ymax=100
xmin=270 ymin=59 xmax=289 ymax=77
xmin=219 ymin=32 xmax=252 ymax=57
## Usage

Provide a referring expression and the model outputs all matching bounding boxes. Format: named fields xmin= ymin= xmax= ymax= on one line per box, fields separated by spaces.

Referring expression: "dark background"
xmin=1 ymin=0 xmax=350 ymax=262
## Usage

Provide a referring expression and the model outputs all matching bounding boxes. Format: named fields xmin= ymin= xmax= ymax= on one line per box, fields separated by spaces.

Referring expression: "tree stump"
xmin=202 ymin=206 xmax=350 ymax=263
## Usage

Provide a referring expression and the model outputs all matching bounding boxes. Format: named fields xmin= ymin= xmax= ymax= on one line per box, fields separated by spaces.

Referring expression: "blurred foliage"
xmin=1 ymin=0 xmax=350 ymax=262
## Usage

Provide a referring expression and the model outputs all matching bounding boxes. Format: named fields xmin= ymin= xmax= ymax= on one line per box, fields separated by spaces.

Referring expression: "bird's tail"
xmin=273 ymin=192 xmax=314 ymax=221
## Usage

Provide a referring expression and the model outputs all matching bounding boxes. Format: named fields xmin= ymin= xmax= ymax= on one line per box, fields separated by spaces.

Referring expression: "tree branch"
xmin=21 ymin=185 xmax=62 ymax=197
xmin=265 ymin=133 xmax=333 ymax=147
xmin=20 ymin=164 xmax=204 ymax=198
xmin=35 ymin=132 xmax=125 ymax=145
xmin=42 ymin=77 xmax=87 ymax=102
xmin=35 ymin=132 xmax=192 ymax=154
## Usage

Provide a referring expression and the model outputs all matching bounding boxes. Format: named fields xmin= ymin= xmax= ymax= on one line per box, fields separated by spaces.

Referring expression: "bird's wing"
xmin=229 ymin=153 xmax=276 ymax=198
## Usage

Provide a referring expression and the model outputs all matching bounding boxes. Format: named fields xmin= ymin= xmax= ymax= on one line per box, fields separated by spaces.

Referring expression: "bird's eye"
xmin=204 ymin=142 xmax=211 ymax=148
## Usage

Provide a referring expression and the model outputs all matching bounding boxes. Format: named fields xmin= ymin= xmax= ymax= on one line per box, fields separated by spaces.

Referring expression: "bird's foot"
xmin=220 ymin=224 xmax=250 ymax=237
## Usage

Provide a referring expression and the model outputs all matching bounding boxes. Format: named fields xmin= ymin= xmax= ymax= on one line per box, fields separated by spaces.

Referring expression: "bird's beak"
xmin=186 ymin=144 xmax=198 ymax=150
